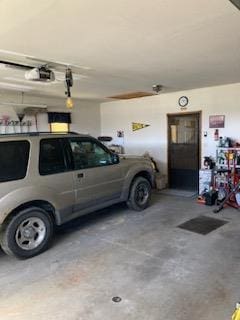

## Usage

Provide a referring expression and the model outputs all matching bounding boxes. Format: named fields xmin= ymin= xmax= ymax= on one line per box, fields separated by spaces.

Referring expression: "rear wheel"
xmin=0 ymin=207 xmax=54 ymax=259
xmin=127 ymin=177 xmax=151 ymax=211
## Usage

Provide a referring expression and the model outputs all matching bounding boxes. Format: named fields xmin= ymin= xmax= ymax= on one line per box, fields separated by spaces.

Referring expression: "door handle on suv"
xmin=77 ymin=173 xmax=84 ymax=179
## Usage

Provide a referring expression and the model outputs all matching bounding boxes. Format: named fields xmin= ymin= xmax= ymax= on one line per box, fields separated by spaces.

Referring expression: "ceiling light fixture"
xmin=152 ymin=84 xmax=163 ymax=94
xmin=66 ymin=97 xmax=74 ymax=109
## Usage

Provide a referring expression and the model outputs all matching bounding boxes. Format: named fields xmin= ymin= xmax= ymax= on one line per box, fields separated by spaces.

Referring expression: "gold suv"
xmin=0 ymin=133 xmax=154 ymax=258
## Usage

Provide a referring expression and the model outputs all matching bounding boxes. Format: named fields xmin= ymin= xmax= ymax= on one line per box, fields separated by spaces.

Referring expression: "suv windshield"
xmin=0 ymin=140 xmax=30 ymax=183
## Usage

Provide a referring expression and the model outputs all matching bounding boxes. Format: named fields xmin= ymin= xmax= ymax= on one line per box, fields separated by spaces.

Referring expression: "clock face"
xmin=179 ymin=96 xmax=188 ymax=107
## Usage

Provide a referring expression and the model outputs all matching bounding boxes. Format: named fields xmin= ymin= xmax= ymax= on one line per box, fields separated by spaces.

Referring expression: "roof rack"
xmin=0 ymin=131 xmax=79 ymax=137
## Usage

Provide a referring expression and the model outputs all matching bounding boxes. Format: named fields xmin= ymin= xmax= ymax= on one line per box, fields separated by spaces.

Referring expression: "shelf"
xmin=215 ymin=147 xmax=240 ymax=189
xmin=217 ymin=147 xmax=240 ymax=150
xmin=217 ymin=165 xmax=240 ymax=168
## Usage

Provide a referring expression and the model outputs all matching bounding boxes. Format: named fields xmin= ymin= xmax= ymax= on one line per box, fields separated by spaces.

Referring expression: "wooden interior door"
xmin=168 ymin=112 xmax=200 ymax=191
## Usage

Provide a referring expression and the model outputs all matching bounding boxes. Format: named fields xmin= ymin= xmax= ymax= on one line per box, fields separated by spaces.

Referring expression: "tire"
xmin=218 ymin=188 xmax=227 ymax=202
xmin=0 ymin=207 xmax=54 ymax=259
xmin=127 ymin=177 xmax=152 ymax=211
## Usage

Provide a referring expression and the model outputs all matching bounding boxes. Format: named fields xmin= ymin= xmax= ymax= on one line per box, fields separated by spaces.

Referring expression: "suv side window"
xmin=69 ymin=139 xmax=113 ymax=170
xmin=0 ymin=140 xmax=30 ymax=183
xmin=39 ymin=139 xmax=67 ymax=175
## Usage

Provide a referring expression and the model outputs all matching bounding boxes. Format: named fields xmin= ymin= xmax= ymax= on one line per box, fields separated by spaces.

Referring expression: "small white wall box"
xmin=199 ymin=169 xmax=214 ymax=195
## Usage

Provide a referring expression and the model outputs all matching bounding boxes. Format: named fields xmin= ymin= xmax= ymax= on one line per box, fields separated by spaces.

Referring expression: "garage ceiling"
xmin=0 ymin=0 xmax=239 ymax=101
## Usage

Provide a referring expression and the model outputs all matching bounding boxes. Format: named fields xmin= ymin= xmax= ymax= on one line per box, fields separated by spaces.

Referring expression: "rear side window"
xmin=39 ymin=139 xmax=67 ymax=175
xmin=0 ymin=140 xmax=30 ymax=183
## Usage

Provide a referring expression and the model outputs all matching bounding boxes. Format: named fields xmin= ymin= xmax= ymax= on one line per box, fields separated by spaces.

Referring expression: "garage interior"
xmin=0 ymin=0 xmax=240 ymax=319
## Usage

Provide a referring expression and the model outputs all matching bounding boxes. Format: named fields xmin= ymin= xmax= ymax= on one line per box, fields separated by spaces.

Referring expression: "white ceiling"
xmin=0 ymin=0 xmax=239 ymax=101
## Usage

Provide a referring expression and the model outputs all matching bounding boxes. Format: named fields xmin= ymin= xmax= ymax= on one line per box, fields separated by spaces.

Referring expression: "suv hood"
xmin=120 ymin=154 xmax=145 ymax=160
xmin=119 ymin=154 xmax=152 ymax=164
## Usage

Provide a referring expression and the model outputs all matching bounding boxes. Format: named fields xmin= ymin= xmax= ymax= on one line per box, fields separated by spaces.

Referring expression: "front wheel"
xmin=0 ymin=207 xmax=54 ymax=259
xmin=127 ymin=177 xmax=152 ymax=211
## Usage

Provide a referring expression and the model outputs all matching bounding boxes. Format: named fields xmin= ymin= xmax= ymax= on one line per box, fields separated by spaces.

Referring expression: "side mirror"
xmin=111 ymin=153 xmax=120 ymax=164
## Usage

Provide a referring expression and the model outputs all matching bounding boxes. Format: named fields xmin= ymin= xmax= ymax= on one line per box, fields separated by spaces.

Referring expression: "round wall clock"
xmin=178 ymin=96 xmax=189 ymax=107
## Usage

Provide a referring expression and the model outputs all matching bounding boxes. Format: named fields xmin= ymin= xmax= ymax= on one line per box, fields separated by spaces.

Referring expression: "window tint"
xmin=0 ymin=140 xmax=30 ymax=183
xmin=39 ymin=139 xmax=67 ymax=175
xmin=69 ymin=139 xmax=112 ymax=169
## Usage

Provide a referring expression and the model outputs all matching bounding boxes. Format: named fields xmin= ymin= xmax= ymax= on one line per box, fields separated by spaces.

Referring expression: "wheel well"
xmin=2 ymin=200 xmax=56 ymax=227
xmin=133 ymin=171 xmax=153 ymax=186
xmin=126 ymin=171 xmax=153 ymax=200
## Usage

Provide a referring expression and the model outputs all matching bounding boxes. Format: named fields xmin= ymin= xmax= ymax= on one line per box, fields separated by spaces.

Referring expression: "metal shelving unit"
xmin=214 ymin=147 xmax=240 ymax=206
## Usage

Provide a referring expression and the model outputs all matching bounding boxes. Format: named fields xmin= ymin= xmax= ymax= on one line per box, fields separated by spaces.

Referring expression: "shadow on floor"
xmin=56 ymin=201 xmax=128 ymax=235
xmin=56 ymin=194 xmax=160 ymax=236
xmin=54 ymin=195 xmax=160 ymax=246
xmin=0 ymin=195 xmax=160 ymax=256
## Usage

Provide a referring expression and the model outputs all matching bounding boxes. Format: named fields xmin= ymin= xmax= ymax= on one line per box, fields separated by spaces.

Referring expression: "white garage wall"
xmin=0 ymin=92 xmax=101 ymax=137
xmin=100 ymin=82 xmax=240 ymax=177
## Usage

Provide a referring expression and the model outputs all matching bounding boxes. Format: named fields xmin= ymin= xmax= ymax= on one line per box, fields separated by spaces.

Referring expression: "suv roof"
xmin=0 ymin=132 xmax=90 ymax=140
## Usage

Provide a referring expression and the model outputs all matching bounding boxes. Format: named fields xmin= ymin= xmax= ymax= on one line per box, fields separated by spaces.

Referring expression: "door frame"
xmin=167 ymin=111 xmax=202 ymax=189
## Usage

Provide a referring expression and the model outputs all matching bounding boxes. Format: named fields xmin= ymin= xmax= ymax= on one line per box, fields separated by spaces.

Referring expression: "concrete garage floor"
xmin=0 ymin=194 xmax=239 ymax=320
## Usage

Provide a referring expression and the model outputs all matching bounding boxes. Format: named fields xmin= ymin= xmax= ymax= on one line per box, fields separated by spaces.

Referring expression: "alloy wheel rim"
xmin=15 ymin=217 xmax=46 ymax=251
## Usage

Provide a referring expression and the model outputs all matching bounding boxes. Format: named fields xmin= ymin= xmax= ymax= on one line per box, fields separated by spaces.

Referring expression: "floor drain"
xmin=112 ymin=296 xmax=122 ymax=303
